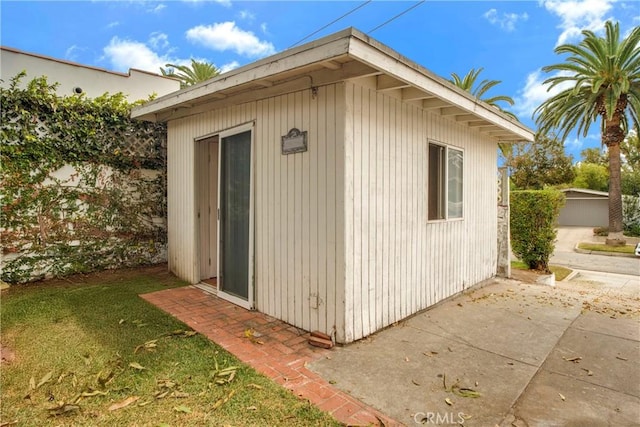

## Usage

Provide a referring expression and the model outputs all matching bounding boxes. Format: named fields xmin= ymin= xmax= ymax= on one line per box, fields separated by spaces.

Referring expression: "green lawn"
xmin=0 ymin=267 xmax=340 ymax=426
xmin=577 ymin=242 xmax=636 ymax=255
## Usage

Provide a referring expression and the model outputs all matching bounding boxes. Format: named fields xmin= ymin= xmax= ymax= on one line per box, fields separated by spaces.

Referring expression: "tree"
xmin=450 ymin=68 xmax=518 ymax=157
xmin=507 ymin=133 xmax=575 ymax=189
xmin=580 ymin=147 xmax=608 ymax=165
xmin=449 ymin=68 xmax=516 ymax=114
xmin=573 ymin=162 xmax=609 ymax=192
xmin=160 ymin=59 xmax=220 ymax=88
xmin=534 ymin=21 xmax=640 ymax=246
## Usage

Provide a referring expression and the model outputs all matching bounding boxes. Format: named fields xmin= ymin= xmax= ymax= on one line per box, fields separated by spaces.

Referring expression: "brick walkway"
xmin=141 ymin=286 xmax=399 ymax=426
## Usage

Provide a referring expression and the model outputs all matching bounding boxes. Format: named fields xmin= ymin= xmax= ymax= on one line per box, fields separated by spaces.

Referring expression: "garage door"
xmin=558 ymin=198 xmax=608 ymax=227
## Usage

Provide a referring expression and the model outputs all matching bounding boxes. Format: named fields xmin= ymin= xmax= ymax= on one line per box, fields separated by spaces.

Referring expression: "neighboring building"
xmin=558 ymin=188 xmax=609 ymax=227
xmin=0 ymin=46 xmax=179 ymax=100
xmin=132 ymin=28 xmax=534 ymax=344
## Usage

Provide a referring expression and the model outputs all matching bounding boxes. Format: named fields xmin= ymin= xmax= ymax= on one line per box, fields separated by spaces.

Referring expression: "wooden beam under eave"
xmin=401 ymin=87 xmax=431 ymax=101
xmin=467 ymin=120 xmax=490 ymax=127
xmin=454 ymin=114 xmax=478 ymax=122
xmin=255 ymin=79 xmax=274 ymax=88
xmin=377 ymin=74 xmax=410 ymax=91
xmin=473 ymin=125 xmax=502 ymax=131
xmin=321 ymin=60 xmax=342 ymax=70
xmin=441 ymin=106 xmax=467 ymax=116
xmin=422 ymin=98 xmax=450 ymax=109
xmin=486 ymin=130 xmax=517 ymax=136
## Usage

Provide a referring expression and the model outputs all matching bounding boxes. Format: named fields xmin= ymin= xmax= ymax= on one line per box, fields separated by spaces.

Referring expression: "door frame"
xmin=195 ymin=136 xmax=219 ymax=281
xmin=216 ymin=122 xmax=255 ymax=310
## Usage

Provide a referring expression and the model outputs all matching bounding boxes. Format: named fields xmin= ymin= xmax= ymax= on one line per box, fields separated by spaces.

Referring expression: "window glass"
xmin=428 ymin=142 xmax=463 ymax=221
xmin=447 ymin=148 xmax=463 ymax=218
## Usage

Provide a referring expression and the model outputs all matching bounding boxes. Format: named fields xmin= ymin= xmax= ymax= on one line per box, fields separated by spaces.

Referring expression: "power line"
xmin=368 ymin=1 xmax=425 ymax=34
xmin=288 ymin=0 xmax=372 ymax=49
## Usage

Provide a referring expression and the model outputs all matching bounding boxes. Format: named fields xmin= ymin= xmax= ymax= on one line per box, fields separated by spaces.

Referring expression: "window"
xmin=428 ymin=142 xmax=463 ymax=220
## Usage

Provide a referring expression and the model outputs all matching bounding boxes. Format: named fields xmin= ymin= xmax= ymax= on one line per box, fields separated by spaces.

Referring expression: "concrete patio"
xmin=142 ymin=276 xmax=639 ymax=426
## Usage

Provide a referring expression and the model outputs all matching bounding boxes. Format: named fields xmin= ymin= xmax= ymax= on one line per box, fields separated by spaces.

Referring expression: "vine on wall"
xmin=1 ymin=72 xmax=167 ymax=283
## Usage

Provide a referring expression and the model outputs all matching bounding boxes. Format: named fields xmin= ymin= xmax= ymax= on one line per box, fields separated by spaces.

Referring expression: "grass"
xmin=0 ymin=266 xmax=340 ymax=427
xmin=549 ymin=265 xmax=572 ymax=281
xmin=510 ymin=261 xmax=573 ymax=281
xmin=577 ymin=242 xmax=636 ymax=255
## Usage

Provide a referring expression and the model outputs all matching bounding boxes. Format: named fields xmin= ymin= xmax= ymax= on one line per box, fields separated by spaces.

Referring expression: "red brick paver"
xmin=141 ymin=286 xmax=399 ymax=426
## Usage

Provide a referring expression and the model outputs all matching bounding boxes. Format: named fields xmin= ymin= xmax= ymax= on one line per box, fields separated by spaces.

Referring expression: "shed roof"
xmin=560 ymin=188 xmax=609 ymax=197
xmin=131 ymin=28 xmax=534 ymax=142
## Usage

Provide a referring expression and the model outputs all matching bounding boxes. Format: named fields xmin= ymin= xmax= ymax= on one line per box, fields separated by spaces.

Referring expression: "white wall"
xmin=1 ymin=47 xmax=179 ymax=100
xmin=166 ymin=84 xmax=347 ymax=342
xmin=342 ymin=79 xmax=498 ymax=343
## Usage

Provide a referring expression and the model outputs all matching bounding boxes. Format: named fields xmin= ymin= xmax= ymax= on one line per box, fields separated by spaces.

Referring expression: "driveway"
xmin=550 ymin=227 xmax=640 ymax=276
xmin=309 ymin=278 xmax=640 ymax=426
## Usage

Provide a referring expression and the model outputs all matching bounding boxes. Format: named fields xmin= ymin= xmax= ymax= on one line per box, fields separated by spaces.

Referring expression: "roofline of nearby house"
xmin=560 ymin=188 xmax=609 ymax=197
xmin=1 ymin=45 xmax=178 ymax=81
xmin=131 ymin=27 xmax=534 ymax=142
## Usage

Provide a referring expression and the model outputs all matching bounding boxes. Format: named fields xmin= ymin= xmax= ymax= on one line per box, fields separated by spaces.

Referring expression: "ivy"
xmin=1 ymin=72 xmax=167 ymax=283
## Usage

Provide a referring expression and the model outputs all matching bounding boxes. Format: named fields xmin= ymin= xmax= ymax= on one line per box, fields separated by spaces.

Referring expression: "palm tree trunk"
xmin=606 ymin=141 xmax=626 ymax=245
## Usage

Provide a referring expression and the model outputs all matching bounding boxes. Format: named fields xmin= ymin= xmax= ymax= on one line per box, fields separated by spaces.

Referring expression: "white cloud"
xmin=220 ymin=61 xmax=240 ymax=73
xmin=103 ymin=37 xmax=189 ymax=73
xmin=65 ymin=45 xmax=84 ymax=62
xmin=565 ymin=133 xmax=599 ymax=150
xmin=183 ymin=0 xmax=231 ymax=7
xmin=483 ymin=9 xmax=529 ymax=32
xmin=238 ymin=10 xmax=255 ymax=21
xmin=540 ymin=0 xmax=614 ymax=45
xmin=260 ymin=22 xmax=269 ymax=34
xmin=149 ymin=3 xmax=166 ymax=14
xmin=186 ymin=21 xmax=276 ymax=57
xmin=106 ymin=21 xmax=120 ymax=29
xmin=513 ymin=69 xmax=574 ymax=120
xmin=149 ymin=32 xmax=169 ymax=50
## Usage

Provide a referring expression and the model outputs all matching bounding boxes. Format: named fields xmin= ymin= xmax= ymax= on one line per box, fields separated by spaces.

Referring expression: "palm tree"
xmin=160 ymin=59 xmax=220 ymax=88
xmin=534 ymin=21 xmax=640 ymax=246
xmin=450 ymin=68 xmax=517 ymax=118
xmin=450 ymin=68 xmax=518 ymax=157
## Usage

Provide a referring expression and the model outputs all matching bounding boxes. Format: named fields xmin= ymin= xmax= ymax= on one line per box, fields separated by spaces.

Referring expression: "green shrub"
xmin=623 ymin=195 xmax=640 ymax=237
xmin=510 ymin=189 xmax=565 ymax=272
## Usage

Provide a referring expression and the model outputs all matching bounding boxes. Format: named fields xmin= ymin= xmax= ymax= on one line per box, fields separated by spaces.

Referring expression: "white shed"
xmin=132 ymin=28 xmax=534 ymax=344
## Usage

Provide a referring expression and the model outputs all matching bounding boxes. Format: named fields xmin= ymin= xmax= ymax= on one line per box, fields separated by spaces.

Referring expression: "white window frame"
xmin=427 ymin=141 xmax=464 ymax=222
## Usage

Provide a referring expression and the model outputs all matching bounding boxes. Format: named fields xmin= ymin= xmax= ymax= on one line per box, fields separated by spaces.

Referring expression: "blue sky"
xmin=2 ymin=0 xmax=639 ymax=160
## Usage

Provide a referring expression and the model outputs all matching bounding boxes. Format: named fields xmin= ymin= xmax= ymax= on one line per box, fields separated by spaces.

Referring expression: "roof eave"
xmin=131 ymin=27 xmax=534 ymax=143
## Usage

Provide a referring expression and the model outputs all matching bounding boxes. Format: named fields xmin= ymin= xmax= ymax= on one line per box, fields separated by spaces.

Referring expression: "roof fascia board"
xmin=152 ymin=60 xmax=378 ymax=122
xmin=346 ymin=32 xmax=534 ymax=142
xmin=132 ymin=30 xmax=355 ymax=120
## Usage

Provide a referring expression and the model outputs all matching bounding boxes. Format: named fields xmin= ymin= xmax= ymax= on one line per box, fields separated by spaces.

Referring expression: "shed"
xmin=558 ymin=188 xmax=609 ymax=227
xmin=132 ymin=28 xmax=534 ymax=344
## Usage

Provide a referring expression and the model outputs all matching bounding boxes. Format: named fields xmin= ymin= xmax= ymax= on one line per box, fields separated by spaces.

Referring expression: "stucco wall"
xmin=1 ymin=47 xmax=179 ymax=100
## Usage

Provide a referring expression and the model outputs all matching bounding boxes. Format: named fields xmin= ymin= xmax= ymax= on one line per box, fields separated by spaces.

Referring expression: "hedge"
xmin=510 ymin=189 xmax=565 ymax=272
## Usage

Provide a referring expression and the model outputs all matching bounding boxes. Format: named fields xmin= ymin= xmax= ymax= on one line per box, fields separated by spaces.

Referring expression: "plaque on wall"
xmin=281 ymin=128 xmax=308 ymax=154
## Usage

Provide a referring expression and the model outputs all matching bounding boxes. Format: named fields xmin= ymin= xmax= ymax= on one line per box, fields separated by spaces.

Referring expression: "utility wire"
xmin=368 ymin=0 xmax=425 ymax=34
xmin=288 ymin=0 xmax=372 ymax=49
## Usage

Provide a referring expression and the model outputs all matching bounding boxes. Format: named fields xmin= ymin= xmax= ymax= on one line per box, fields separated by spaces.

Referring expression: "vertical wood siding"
xmin=343 ymin=81 xmax=498 ymax=343
xmin=166 ymin=85 xmax=346 ymax=341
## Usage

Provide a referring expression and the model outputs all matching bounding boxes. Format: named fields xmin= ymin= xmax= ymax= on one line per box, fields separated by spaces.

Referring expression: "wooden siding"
xmin=343 ymin=80 xmax=498 ymax=343
xmin=166 ymin=85 xmax=346 ymax=341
